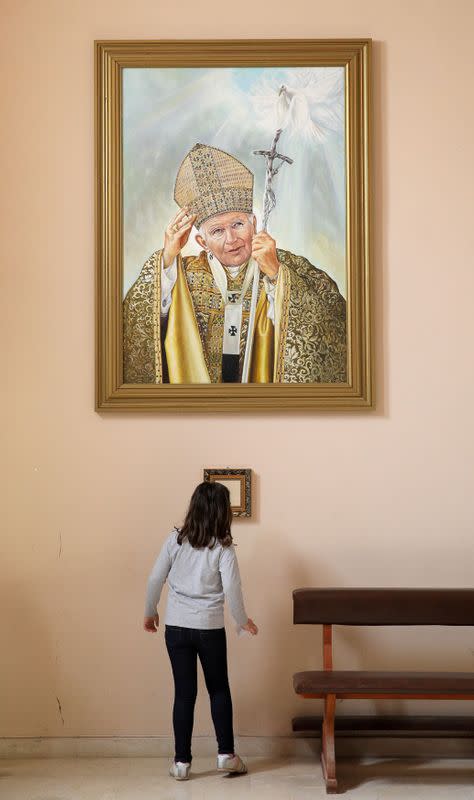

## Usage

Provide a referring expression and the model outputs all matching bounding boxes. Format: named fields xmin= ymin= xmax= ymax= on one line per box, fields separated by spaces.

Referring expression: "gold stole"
xmin=163 ymin=254 xmax=285 ymax=383
xmin=164 ymin=254 xmax=210 ymax=383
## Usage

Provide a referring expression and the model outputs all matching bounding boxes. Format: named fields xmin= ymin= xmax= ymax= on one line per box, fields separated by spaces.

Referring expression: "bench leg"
xmin=321 ymin=693 xmax=338 ymax=793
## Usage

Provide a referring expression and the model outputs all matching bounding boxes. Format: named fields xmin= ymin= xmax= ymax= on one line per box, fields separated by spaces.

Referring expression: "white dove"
xmin=252 ymin=68 xmax=344 ymax=142
xmin=277 ymin=84 xmax=313 ymax=132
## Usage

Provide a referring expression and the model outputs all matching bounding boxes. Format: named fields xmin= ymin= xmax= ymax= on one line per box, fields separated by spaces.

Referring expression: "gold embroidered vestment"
xmin=123 ymin=249 xmax=346 ymax=384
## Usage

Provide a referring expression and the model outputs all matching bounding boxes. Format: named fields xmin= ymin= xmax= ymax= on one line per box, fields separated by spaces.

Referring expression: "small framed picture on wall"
xmin=203 ymin=468 xmax=252 ymax=517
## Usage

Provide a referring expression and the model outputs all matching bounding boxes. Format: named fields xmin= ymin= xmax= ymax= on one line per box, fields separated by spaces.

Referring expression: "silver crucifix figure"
xmin=253 ymin=128 xmax=294 ymax=232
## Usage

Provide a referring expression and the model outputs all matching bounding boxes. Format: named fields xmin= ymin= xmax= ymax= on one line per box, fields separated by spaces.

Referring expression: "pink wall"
xmin=2 ymin=0 xmax=473 ymax=737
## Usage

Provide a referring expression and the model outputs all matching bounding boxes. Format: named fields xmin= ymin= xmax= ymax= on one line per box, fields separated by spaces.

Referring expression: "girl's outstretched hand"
xmin=144 ymin=614 xmax=159 ymax=632
xmin=242 ymin=618 xmax=258 ymax=635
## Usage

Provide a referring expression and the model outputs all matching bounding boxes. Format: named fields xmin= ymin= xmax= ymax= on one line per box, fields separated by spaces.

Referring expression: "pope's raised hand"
xmin=163 ymin=208 xmax=197 ymax=268
xmin=251 ymin=231 xmax=280 ymax=279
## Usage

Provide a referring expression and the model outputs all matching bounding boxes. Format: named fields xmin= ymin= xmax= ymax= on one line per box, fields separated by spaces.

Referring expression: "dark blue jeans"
xmin=165 ymin=625 xmax=234 ymax=763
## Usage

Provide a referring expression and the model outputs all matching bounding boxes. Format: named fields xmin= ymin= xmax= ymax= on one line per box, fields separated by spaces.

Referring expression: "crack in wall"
xmin=56 ymin=696 xmax=65 ymax=726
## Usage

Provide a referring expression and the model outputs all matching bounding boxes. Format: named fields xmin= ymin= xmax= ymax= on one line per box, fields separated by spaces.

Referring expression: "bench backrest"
xmin=293 ymin=588 xmax=474 ymax=626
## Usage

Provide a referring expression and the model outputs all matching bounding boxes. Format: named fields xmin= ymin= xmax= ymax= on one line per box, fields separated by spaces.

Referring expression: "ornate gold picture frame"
xmin=96 ymin=39 xmax=372 ymax=411
xmin=203 ymin=469 xmax=252 ymax=517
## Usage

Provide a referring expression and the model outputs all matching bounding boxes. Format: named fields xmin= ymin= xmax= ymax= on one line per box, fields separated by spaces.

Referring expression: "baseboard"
xmin=1 ymin=735 xmax=473 ymax=759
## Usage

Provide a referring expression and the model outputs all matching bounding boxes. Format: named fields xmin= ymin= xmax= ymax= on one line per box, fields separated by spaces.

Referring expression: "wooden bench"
xmin=292 ymin=588 xmax=474 ymax=793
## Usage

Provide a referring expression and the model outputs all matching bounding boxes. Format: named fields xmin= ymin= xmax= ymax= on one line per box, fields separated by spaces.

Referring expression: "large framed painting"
xmin=96 ymin=39 xmax=372 ymax=411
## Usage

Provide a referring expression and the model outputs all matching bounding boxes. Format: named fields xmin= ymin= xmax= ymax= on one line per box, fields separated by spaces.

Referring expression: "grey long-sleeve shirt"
xmin=145 ymin=530 xmax=248 ymax=629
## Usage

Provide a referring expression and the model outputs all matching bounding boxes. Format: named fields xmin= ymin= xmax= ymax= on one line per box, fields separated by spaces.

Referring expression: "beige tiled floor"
xmin=0 ymin=756 xmax=473 ymax=799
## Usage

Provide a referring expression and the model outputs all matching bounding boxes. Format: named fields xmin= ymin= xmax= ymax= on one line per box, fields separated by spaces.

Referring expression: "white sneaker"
xmin=169 ymin=761 xmax=191 ymax=780
xmin=217 ymin=753 xmax=247 ymax=774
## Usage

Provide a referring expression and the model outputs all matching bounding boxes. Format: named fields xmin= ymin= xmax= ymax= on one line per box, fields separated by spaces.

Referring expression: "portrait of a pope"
xmin=123 ymin=142 xmax=347 ymax=384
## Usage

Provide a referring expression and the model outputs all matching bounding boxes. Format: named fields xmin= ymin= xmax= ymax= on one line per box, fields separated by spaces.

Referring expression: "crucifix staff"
xmin=253 ymin=128 xmax=294 ymax=231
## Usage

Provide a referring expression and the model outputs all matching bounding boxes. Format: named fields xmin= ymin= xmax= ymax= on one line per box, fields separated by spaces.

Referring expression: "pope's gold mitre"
xmin=174 ymin=143 xmax=254 ymax=228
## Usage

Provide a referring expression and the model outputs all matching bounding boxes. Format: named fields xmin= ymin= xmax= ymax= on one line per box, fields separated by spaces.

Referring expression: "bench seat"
xmin=294 ymin=670 xmax=474 ymax=696
xmin=292 ymin=588 xmax=474 ymax=792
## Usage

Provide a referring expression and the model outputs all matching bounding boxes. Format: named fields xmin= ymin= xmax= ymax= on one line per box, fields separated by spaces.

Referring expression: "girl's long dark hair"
xmin=177 ymin=481 xmax=233 ymax=549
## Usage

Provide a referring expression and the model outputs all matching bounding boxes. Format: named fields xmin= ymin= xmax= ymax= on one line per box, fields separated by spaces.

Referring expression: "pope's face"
xmin=196 ymin=211 xmax=256 ymax=268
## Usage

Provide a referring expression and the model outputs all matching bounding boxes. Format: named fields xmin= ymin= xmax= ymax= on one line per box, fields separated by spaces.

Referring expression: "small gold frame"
xmin=203 ymin=468 xmax=252 ymax=517
xmin=96 ymin=39 xmax=373 ymax=411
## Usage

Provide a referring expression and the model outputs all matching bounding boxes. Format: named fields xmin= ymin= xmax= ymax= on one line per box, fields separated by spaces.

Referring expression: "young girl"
xmin=143 ymin=481 xmax=258 ymax=781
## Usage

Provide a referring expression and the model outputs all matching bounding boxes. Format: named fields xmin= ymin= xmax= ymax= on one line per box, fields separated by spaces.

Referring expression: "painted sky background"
xmin=123 ymin=66 xmax=346 ymax=297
